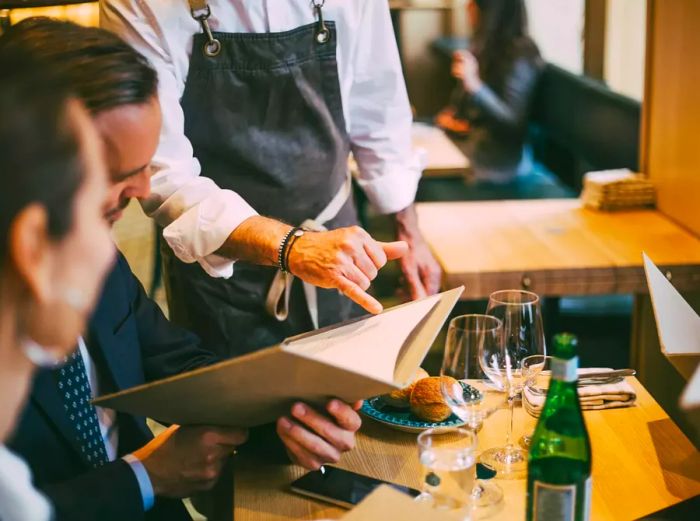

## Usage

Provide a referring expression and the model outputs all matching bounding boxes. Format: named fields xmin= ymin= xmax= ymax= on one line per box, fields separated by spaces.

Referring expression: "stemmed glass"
xmin=481 ymin=290 xmax=546 ymax=478
xmin=520 ymin=354 xmax=550 ymax=448
xmin=440 ymin=314 xmax=505 ymax=512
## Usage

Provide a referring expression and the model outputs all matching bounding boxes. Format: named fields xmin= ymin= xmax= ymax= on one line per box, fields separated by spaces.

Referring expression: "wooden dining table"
xmin=415 ymin=199 xmax=700 ymax=300
xmin=227 ymin=378 xmax=700 ymax=520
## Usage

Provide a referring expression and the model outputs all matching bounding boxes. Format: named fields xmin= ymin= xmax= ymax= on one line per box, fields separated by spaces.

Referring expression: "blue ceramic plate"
xmin=361 ymin=382 xmax=482 ymax=433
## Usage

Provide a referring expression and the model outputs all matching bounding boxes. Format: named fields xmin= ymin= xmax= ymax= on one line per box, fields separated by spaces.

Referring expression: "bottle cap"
xmin=552 ymin=332 xmax=578 ymax=360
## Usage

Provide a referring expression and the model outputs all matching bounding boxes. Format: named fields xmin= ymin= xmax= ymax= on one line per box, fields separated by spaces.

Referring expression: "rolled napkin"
xmin=523 ymin=368 xmax=637 ymax=417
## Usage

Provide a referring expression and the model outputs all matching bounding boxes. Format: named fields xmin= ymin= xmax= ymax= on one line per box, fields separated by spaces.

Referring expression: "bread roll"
xmin=384 ymin=367 xmax=430 ymax=407
xmin=409 ymin=376 xmax=455 ymax=422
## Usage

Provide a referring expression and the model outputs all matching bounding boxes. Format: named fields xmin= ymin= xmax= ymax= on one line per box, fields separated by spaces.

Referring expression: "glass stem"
xmin=504 ymin=393 xmax=515 ymax=452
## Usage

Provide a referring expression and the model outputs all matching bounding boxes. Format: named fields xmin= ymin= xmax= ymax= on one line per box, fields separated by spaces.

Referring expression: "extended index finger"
xmin=336 ymin=276 xmax=383 ymax=314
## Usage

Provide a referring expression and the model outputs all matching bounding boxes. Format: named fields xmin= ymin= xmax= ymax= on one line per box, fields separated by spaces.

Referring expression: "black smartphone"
xmin=289 ymin=465 xmax=421 ymax=509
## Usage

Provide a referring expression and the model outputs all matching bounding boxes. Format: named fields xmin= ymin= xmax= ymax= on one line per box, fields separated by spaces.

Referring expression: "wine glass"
xmin=520 ymin=354 xmax=550 ymax=448
xmin=481 ymin=290 xmax=546 ymax=478
xmin=441 ymin=314 xmax=506 ymax=512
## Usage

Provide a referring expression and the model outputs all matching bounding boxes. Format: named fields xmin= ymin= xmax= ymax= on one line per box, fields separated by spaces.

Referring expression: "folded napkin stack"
xmin=580 ymin=169 xmax=656 ymax=211
xmin=523 ymin=368 xmax=637 ymax=417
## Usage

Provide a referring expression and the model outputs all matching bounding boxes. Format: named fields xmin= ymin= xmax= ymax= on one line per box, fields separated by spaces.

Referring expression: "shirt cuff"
xmin=123 ymin=454 xmax=155 ymax=512
xmin=354 ymin=157 xmax=422 ymax=215
xmin=161 ymin=189 xmax=257 ymax=279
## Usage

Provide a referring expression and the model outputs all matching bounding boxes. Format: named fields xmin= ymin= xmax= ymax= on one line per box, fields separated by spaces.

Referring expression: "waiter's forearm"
xmin=216 ymin=215 xmax=292 ymax=266
xmin=215 ymin=215 xmax=408 ymax=315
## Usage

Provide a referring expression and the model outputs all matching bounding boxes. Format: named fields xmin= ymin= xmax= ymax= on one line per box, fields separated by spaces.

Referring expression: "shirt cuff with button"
xmin=157 ymin=185 xmax=258 ymax=279
xmin=122 ymin=454 xmax=155 ymax=512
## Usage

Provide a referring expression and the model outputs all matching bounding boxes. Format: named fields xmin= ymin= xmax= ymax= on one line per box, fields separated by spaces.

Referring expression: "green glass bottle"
xmin=526 ymin=333 xmax=592 ymax=521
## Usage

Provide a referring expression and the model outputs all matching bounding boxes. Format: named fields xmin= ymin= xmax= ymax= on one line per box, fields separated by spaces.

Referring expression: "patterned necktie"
xmin=55 ymin=349 xmax=109 ymax=468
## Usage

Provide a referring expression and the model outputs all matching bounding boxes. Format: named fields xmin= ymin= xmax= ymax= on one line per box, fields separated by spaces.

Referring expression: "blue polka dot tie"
xmin=56 ymin=349 xmax=109 ymax=468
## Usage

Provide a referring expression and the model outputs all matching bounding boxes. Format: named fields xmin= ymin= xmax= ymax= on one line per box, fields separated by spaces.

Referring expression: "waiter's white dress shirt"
xmin=101 ymin=0 xmax=420 ymax=278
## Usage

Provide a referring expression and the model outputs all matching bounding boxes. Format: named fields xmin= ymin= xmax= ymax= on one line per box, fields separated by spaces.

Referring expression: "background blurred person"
xmin=452 ymin=0 xmax=543 ymax=183
xmin=0 ymin=50 xmax=114 ymax=520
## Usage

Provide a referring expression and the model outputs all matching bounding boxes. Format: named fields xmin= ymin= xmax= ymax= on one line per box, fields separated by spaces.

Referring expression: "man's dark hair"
xmin=0 ymin=17 xmax=157 ymax=114
xmin=0 ymin=47 xmax=83 ymax=261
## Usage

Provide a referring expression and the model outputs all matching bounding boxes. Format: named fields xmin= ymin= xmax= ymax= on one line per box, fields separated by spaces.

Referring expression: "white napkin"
xmin=523 ymin=368 xmax=636 ymax=417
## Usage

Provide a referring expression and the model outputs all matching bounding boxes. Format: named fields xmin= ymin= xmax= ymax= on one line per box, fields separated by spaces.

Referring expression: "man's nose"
xmin=128 ymin=169 xmax=152 ymax=200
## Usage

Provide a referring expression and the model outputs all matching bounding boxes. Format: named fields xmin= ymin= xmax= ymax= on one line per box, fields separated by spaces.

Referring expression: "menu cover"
xmin=643 ymin=253 xmax=700 ymax=409
xmin=341 ymin=486 xmax=455 ymax=521
xmin=93 ymin=287 xmax=463 ymax=427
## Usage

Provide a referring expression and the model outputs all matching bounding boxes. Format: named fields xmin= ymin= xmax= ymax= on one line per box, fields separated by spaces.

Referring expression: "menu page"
xmin=285 ymin=295 xmax=441 ymax=384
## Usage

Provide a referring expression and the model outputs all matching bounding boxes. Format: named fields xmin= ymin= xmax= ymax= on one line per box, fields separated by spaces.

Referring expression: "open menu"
xmin=93 ymin=287 xmax=464 ymax=427
xmin=643 ymin=253 xmax=700 ymax=409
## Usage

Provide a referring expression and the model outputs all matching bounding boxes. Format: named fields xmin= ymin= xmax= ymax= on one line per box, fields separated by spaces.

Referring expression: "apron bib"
xmin=163 ymin=2 xmax=361 ymax=358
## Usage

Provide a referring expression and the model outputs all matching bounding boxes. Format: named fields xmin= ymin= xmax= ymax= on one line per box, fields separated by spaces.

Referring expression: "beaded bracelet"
xmin=283 ymin=228 xmax=306 ymax=273
xmin=277 ymin=227 xmax=299 ymax=273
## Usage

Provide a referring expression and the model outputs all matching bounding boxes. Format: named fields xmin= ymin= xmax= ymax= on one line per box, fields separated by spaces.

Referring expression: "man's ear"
xmin=8 ymin=204 xmax=53 ymax=304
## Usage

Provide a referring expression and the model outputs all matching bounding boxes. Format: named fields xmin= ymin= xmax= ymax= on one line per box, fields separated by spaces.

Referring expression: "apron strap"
xmin=187 ymin=0 xmax=222 ymax=57
xmin=265 ymin=171 xmax=353 ymax=328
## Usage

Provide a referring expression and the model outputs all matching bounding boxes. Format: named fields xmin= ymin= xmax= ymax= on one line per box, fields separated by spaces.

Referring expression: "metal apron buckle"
xmin=313 ymin=0 xmax=330 ymax=44
xmin=189 ymin=1 xmax=221 ymax=57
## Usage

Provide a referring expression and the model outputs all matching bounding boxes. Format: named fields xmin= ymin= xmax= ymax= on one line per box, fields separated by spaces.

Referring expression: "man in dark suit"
xmin=4 ymin=18 xmax=364 ymax=521
xmin=10 ymin=253 xmax=233 ymax=520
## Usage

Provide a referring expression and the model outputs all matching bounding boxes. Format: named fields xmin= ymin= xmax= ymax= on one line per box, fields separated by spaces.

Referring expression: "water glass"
xmin=417 ymin=427 xmax=477 ymax=520
xmin=520 ymin=354 xmax=552 ymax=447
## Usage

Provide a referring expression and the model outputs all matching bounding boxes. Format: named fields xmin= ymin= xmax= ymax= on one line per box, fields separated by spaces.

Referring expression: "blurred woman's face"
xmin=1 ymin=100 xmax=114 ymax=441
xmin=23 ymin=100 xmax=115 ymax=358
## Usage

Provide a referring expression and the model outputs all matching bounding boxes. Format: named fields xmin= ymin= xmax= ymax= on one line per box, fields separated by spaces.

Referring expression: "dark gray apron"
xmin=162 ymin=4 xmax=361 ymax=358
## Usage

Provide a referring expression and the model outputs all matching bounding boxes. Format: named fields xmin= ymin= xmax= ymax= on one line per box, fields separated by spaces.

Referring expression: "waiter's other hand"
xmin=139 ymin=425 xmax=248 ymax=498
xmin=287 ymin=226 xmax=407 ymax=314
xmin=394 ymin=205 xmax=442 ymax=300
xmin=277 ymin=399 xmax=362 ymax=470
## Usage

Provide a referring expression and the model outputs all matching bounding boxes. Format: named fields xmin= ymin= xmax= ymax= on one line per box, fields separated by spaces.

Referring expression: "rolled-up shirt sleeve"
xmin=347 ymin=0 xmax=421 ymax=215
xmin=100 ymin=0 xmax=257 ymax=278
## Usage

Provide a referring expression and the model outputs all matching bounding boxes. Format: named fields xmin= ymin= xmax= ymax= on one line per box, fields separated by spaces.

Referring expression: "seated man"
xmin=4 ymin=19 xmax=361 ymax=521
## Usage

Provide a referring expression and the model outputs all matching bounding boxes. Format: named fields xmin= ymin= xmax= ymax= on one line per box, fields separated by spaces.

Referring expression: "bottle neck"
xmin=551 ymin=355 xmax=578 ymax=383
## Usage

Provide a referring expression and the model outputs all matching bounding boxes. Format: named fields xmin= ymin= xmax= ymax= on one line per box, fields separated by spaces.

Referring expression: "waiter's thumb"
xmin=380 ymin=241 xmax=409 ymax=261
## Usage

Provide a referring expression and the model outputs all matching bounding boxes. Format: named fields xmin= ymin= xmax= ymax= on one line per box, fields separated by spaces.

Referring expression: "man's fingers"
xmin=277 ymin=416 xmax=342 ymax=466
xmin=402 ymin=259 xmax=428 ymax=300
xmin=419 ymin=262 xmax=442 ymax=295
xmin=344 ymin=263 xmax=372 ymax=291
xmin=363 ymin=240 xmax=388 ymax=269
xmin=380 ymin=241 xmax=408 ymax=261
xmin=352 ymin=250 xmax=379 ymax=282
xmin=200 ymin=427 xmax=249 ymax=447
xmin=290 ymin=402 xmax=355 ymax=452
xmin=326 ymin=400 xmax=362 ymax=433
xmin=133 ymin=424 xmax=180 ymax=461
xmin=337 ymin=277 xmax=383 ymax=314
xmin=276 ymin=430 xmax=323 ymax=471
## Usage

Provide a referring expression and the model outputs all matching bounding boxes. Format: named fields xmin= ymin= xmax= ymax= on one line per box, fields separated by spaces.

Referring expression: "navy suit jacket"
xmin=9 ymin=253 xmax=218 ymax=521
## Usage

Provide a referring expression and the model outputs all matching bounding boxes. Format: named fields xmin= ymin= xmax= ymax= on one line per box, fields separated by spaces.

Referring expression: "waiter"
xmin=101 ymin=0 xmax=441 ymax=357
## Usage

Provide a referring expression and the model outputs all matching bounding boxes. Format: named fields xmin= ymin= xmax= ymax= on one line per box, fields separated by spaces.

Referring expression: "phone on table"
xmin=290 ymin=465 xmax=421 ymax=509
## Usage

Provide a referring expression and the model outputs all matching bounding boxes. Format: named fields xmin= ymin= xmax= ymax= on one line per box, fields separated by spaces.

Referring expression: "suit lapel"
xmin=87 ymin=265 xmax=152 ymax=443
xmin=86 ymin=264 xmax=142 ymax=395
